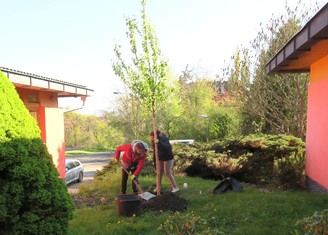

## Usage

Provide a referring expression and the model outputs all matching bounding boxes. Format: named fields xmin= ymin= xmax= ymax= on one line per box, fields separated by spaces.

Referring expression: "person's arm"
xmin=115 ymin=144 xmax=127 ymax=160
xmin=133 ymin=156 xmax=145 ymax=176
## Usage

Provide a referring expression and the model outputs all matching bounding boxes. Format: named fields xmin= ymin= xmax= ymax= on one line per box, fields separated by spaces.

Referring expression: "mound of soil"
xmin=140 ymin=192 xmax=188 ymax=212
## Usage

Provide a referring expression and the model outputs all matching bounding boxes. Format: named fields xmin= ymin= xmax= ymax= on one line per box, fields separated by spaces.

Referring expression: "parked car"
xmin=65 ymin=159 xmax=84 ymax=185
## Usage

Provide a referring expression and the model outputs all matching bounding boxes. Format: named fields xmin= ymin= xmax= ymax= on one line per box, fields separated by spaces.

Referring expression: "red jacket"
xmin=115 ymin=143 xmax=146 ymax=176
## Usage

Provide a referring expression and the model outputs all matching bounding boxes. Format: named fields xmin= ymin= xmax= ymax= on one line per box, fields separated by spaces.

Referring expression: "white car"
xmin=65 ymin=159 xmax=84 ymax=185
xmin=169 ymin=139 xmax=194 ymax=144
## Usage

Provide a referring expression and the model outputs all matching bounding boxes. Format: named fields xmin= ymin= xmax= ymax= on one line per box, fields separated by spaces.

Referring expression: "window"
xmin=28 ymin=95 xmax=38 ymax=103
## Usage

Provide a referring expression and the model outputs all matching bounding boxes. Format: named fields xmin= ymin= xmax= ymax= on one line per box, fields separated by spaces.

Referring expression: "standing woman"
xmin=150 ymin=130 xmax=179 ymax=193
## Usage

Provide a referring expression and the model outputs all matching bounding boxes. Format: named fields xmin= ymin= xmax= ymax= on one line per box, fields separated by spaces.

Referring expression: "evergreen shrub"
xmin=96 ymin=134 xmax=306 ymax=190
xmin=172 ymin=134 xmax=306 ymax=188
xmin=0 ymin=71 xmax=74 ymax=234
xmin=296 ymin=209 xmax=328 ymax=235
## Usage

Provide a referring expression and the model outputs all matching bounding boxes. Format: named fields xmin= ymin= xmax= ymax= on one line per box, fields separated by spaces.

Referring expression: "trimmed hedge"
xmin=0 ymin=71 xmax=74 ymax=234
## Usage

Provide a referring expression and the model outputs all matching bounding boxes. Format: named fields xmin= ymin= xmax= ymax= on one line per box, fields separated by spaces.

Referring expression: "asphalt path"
xmin=66 ymin=152 xmax=114 ymax=185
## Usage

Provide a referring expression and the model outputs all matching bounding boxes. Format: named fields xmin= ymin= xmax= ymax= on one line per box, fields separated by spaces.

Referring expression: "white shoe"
xmin=171 ymin=187 xmax=180 ymax=193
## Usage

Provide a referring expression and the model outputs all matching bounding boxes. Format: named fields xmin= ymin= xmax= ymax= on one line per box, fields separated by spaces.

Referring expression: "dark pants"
xmin=121 ymin=164 xmax=139 ymax=194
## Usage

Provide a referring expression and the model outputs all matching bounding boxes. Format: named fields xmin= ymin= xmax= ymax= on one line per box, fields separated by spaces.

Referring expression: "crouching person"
xmin=114 ymin=140 xmax=149 ymax=195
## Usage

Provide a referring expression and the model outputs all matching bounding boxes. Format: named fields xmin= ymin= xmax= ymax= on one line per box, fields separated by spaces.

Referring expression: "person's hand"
xmin=130 ymin=174 xmax=136 ymax=181
xmin=154 ymin=139 xmax=159 ymax=144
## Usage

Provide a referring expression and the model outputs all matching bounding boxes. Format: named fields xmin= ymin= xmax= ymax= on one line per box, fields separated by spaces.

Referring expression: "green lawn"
xmin=65 ymin=150 xmax=98 ymax=156
xmin=65 ymin=149 xmax=113 ymax=156
xmin=67 ymin=172 xmax=327 ymax=235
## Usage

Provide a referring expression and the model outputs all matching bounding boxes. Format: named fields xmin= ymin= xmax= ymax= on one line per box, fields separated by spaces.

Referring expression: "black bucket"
xmin=115 ymin=194 xmax=142 ymax=216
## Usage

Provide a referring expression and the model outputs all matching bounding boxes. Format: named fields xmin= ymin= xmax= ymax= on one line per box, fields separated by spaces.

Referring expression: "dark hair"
xmin=134 ymin=142 xmax=145 ymax=150
xmin=150 ymin=130 xmax=161 ymax=136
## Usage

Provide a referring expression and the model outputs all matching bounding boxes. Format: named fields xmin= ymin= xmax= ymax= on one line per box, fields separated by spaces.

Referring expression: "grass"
xmin=67 ymin=171 xmax=328 ymax=235
xmin=65 ymin=149 xmax=113 ymax=156
xmin=65 ymin=150 xmax=99 ymax=156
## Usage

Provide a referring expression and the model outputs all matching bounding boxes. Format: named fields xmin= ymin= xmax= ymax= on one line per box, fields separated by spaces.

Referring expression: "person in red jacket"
xmin=114 ymin=140 xmax=149 ymax=195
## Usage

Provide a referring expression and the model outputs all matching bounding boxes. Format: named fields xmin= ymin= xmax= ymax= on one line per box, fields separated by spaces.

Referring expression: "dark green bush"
xmin=96 ymin=134 xmax=306 ymax=190
xmin=172 ymin=134 xmax=306 ymax=189
xmin=210 ymin=112 xmax=234 ymax=140
xmin=0 ymin=71 xmax=74 ymax=234
xmin=158 ymin=211 xmax=223 ymax=235
xmin=295 ymin=209 xmax=328 ymax=235
xmin=274 ymin=151 xmax=305 ymax=189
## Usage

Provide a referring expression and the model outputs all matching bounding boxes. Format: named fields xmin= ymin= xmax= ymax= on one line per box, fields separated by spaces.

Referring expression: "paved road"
xmin=66 ymin=152 xmax=114 ymax=185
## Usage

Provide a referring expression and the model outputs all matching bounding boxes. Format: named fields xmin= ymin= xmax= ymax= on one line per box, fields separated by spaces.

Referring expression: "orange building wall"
xmin=39 ymin=107 xmax=66 ymax=178
xmin=15 ymin=87 xmax=65 ymax=179
xmin=15 ymin=88 xmax=58 ymax=108
xmin=306 ymin=54 xmax=328 ymax=189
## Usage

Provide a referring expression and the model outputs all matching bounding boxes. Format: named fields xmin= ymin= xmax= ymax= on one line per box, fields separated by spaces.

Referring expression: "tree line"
xmin=64 ymin=0 xmax=324 ymax=149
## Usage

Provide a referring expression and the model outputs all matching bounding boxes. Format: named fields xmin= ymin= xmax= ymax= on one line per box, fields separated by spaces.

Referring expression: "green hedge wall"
xmin=0 ymin=71 xmax=74 ymax=234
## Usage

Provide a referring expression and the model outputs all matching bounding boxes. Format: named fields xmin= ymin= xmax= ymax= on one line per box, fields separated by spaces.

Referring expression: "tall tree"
xmin=64 ymin=112 xmax=90 ymax=147
xmin=64 ymin=112 xmax=124 ymax=149
xmin=112 ymin=93 xmax=148 ymax=141
xmin=171 ymin=66 xmax=228 ymax=141
xmin=224 ymin=1 xmax=324 ymax=138
xmin=153 ymin=69 xmax=182 ymax=137
xmin=112 ymin=0 xmax=168 ymax=195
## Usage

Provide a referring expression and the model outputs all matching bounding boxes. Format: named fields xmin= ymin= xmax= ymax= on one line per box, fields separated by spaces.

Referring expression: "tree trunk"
xmin=152 ymin=113 xmax=161 ymax=196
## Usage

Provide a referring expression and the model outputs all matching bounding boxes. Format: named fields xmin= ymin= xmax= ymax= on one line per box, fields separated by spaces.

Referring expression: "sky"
xmin=0 ymin=0 xmax=316 ymax=115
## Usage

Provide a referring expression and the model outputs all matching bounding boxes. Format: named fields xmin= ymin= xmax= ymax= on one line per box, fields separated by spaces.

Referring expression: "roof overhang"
xmin=0 ymin=67 xmax=94 ymax=97
xmin=266 ymin=3 xmax=328 ymax=74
